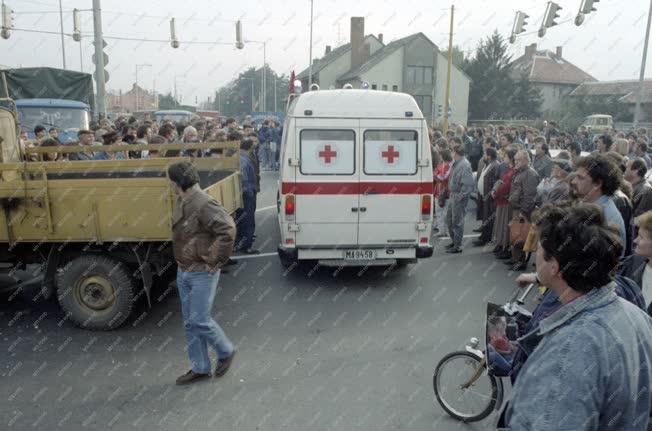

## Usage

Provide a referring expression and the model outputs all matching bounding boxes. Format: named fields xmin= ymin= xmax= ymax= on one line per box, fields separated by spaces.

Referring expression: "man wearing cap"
xmin=69 ymin=130 xmax=95 ymax=161
xmin=546 ymin=159 xmax=572 ymax=203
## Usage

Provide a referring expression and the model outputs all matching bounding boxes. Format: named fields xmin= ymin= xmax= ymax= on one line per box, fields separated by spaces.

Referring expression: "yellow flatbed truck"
xmin=0 ymin=100 xmax=241 ymax=330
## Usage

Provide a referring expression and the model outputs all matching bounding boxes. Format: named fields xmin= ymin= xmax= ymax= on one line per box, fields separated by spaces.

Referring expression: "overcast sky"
xmin=2 ymin=0 xmax=648 ymax=106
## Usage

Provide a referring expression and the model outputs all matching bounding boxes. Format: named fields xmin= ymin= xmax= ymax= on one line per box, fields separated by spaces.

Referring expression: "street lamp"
xmin=135 ymin=63 xmax=152 ymax=112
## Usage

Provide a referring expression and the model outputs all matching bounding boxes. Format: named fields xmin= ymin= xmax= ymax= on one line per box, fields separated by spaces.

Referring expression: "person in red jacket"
xmin=434 ymin=149 xmax=453 ymax=236
xmin=491 ymin=148 xmax=517 ymax=259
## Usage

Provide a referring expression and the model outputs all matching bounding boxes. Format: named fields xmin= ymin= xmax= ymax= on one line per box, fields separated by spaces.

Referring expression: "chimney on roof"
xmin=556 ymin=46 xmax=562 ymax=58
xmin=378 ymin=33 xmax=383 ymax=43
xmin=325 ymin=45 xmax=331 ymax=55
xmin=525 ymin=43 xmax=537 ymax=60
xmin=350 ymin=17 xmax=365 ymax=70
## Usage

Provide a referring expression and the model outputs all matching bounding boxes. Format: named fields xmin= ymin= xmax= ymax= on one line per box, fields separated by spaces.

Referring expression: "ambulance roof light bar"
xmin=343 ymin=83 xmax=353 ymax=89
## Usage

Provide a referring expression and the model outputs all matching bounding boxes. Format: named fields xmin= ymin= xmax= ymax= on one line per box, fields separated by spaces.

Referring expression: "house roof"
xmin=336 ymin=32 xmax=471 ymax=83
xmin=511 ymin=49 xmax=596 ymax=85
xmin=337 ymin=33 xmax=421 ymax=82
xmin=569 ymin=79 xmax=652 ymax=104
xmin=296 ymin=35 xmax=381 ymax=80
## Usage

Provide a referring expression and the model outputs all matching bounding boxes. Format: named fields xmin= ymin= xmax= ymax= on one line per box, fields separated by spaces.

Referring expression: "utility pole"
xmin=635 ymin=0 xmax=652 ymax=126
xmin=78 ymin=37 xmax=83 ymax=72
xmin=174 ymin=75 xmax=178 ymax=104
xmin=263 ymin=41 xmax=267 ymax=112
xmin=92 ymin=0 xmax=107 ymax=118
xmin=58 ymin=0 xmax=66 ymax=69
xmin=274 ymin=75 xmax=277 ymax=111
xmin=135 ymin=63 xmax=151 ymax=111
xmin=442 ymin=4 xmax=454 ymax=133
xmin=308 ymin=0 xmax=314 ymax=88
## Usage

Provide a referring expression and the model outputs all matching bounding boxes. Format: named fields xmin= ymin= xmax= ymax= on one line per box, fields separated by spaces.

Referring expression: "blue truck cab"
xmin=16 ymin=98 xmax=91 ymax=143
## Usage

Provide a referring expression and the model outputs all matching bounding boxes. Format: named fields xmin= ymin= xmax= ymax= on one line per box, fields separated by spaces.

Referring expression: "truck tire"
xmin=56 ymin=255 xmax=135 ymax=330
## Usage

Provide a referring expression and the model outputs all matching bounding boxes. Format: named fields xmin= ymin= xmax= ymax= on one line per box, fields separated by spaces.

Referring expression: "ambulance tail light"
xmin=421 ymin=195 xmax=431 ymax=219
xmin=285 ymin=194 xmax=295 ymax=219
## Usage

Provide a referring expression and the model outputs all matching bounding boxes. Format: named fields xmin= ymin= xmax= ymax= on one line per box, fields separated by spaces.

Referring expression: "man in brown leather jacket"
xmin=168 ymin=161 xmax=237 ymax=385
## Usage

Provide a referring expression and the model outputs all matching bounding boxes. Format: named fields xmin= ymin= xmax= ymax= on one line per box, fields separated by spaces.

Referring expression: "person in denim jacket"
xmin=502 ymin=202 xmax=652 ymax=430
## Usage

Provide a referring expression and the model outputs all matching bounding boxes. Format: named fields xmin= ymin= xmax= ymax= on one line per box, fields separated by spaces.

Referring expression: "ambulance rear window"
xmin=299 ymin=129 xmax=356 ymax=175
xmin=363 ymin=130 xmax=418 ymax=175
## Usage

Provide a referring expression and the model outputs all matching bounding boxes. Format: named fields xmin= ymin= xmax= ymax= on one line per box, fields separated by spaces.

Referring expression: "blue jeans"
xmin=177 ymin=269 xmax=234 ymax=374
xmin=259 ymin=142 xmax=271 ymax=169
xmin=487 ymin=344 xmax=513 ymax=377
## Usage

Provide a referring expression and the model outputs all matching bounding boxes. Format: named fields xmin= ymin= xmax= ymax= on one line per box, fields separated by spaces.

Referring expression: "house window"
xmin=392 ymin=85 xmax=398 ymax=92
xmin=382 ymin=84 xmax=388 ymax=91
xmin=413 ymin=95 xmax=432 ymax=114
xmin=406 ymin=66 xmax=434 ymax=84
xmin=371 ymin=84 xmax=377 ymax=90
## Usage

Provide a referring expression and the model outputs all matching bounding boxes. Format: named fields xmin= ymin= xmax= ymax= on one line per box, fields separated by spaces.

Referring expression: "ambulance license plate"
xmin=343 ymin=249 xmax=377 ymax=261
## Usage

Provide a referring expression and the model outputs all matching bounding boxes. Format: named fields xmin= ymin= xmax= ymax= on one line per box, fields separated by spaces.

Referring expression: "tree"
xmin=213 ymin=66 xmax=289 ymax=117
xmin=506 ymin=74 xmax=543 ymax=119
xmin=440 ymin=45 xmax=468 ymax=69
xmin=463 ymin=31 xmax=514 ymax=120
xmin=158 ymin=92 xmax=179 ymax=110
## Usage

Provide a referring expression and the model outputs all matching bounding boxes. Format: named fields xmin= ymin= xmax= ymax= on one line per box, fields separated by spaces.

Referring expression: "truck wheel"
xmin=56 ymin=255 xmax=135 ymax=330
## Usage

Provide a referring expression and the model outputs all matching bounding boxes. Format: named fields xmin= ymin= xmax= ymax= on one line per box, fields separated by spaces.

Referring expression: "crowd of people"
xmin=429 ymin=122 xmax=652 ymax=429
xmin=19 ymin=114 xmax=283 ymax=168
xmin=431 ymin=123 xmax=652 ymax=269
xmin=19 ymin=113 xmax=283 ymax=255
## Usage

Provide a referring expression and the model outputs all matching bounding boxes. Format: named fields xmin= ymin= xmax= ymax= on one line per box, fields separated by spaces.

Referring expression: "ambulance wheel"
xmin=56 ymin=255 xmax=135 ymax=330
xmin=279 ymin=252 xmax=298 ymax=269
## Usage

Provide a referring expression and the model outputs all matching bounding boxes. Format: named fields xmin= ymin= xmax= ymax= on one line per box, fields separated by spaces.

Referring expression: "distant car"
xmin=154 ymin=110 xmax=194 ymax=125
xmin=581 ymin=114 xmax=613 ymax=135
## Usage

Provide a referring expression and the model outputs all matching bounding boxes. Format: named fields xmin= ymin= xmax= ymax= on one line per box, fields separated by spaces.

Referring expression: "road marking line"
xmin=232 ymin=252 xmax=278 ymax=260
xmin=256 ymin=205 xmax=276 ymax=212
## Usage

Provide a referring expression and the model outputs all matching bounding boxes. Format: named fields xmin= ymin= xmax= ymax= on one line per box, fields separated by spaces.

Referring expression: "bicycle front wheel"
xmin=433 ymin=350 xmax=498 ymax=423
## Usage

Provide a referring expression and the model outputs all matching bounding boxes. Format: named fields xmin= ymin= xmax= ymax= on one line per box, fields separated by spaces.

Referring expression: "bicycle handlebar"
xmin=507 ymin=283 xmax=537 ymax=305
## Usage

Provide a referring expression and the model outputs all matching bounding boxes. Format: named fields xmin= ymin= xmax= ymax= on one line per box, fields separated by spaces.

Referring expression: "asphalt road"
xmin=1 ymin=170 xmax=523 ymax=430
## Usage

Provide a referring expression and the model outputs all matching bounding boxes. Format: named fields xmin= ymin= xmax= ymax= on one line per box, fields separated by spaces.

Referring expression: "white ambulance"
xmin=276 ymin=88 xmax=434 ymax=267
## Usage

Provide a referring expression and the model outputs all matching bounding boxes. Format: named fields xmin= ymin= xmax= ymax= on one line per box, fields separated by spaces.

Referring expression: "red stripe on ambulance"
xmin=281 ymin=182 xmax=434 ymax=195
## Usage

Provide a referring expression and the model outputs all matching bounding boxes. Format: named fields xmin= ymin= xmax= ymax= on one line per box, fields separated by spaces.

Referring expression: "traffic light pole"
xmin=635 ymin=0 xmax=652 ymax=126
xmin=92 ymin=0 xmax=107 ymax=118
xmin=443 ymin=4 xmax=454 ymax=133
xmin=58 ymin=0 xmax=66 ymax=69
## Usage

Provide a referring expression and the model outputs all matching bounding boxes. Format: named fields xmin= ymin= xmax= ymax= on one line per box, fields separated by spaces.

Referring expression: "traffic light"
xmin=575 ymin=0 xmax=599 ymax=26
xmin=235 ymin=20 xmax=244 ymax=49
xmin=539 ymin=1 xmax=562 ymax=37
xmin=1 ymin=2 xmax=13 ymax=40
xmin=510 ymin=11 xmax=529 ymax=44
xmin=92 ymin=39 xmax=110 ymax=83
xmin=72 ymin=8 xmax=81 ymax=42
xmin=170 ymin=18 xmax=180 ymax=48
xmin=437 ymin=104 xmax=443 ymax=118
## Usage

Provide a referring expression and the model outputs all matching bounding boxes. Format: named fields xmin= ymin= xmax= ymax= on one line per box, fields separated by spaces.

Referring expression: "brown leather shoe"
xmin=214 ymin=350 xmax=236 ymax=378
xmin=175 ymin=370 xmax=210 ymax=385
